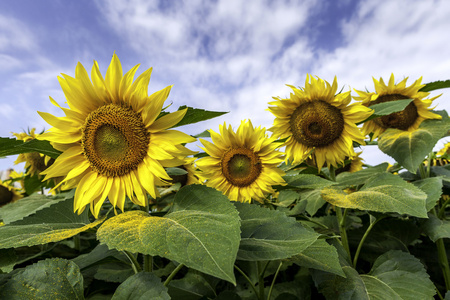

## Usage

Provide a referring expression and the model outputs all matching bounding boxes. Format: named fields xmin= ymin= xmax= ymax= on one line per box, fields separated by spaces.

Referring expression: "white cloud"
xmin=0 ymin=15 xmax=36 ymax=51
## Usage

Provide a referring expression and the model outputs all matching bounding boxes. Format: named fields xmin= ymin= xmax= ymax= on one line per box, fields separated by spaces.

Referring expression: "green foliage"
xmin=422 ymin=214 xmax=450 ymax=242
xmin=112 ymin=272 xmax=170 ymax=300
xmin=378 ymin=110 xmax=450 ymax=173
xmin=362 ymin=99 xmax=414 ymax=123
xmin=97 ymin=185 xmax=240 ymax=284
xmin=0 ymin=258 xmax=84 ymax=299
xmin=172 ymin=105 xmax=228 ymax=128
xmin=321 ymin=173 xmax=428 ymax=217
xmin=234 ymin=202 xmax=319 ymax=261
xmin=0 ymin=196 xmax=104 ymax=248
xmin=420 ymin=79 xmax=450 ymax=92
xmin=0 ymin=137 xmax=61 ymax=159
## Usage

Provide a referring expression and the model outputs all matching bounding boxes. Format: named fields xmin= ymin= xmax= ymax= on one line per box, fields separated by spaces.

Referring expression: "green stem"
xmin=353 ymin=215 xmax=385 ymax=268
xmin=164 ymin=263 xmax=185 ymax=287
xmin=427 ymin=151 xmax=432 ymax=178
xmin=257 ymin=261 xmax=265 ymax=300
xmin=267 ymin=261 xmax=283 ymax=300
xmin=336 ymin=207 xmax=351 ymax=261
xmin=438 ymin=197 xmax=450 ymax=219
xmin=328 ymin=165 xmax=336 ymax=182
xmin=234 ymin=265 xmax=259 ymax=297
xmin=432 ymin=208 xmax=450 ymax=290
xmin=144 ymin=254 xmax=153 ymax=272
xmin=123 ymin=251 xmax=142 ymax=274
xmin=73 ymin=234 xmax=81 ymax=252
xmin=419 ymin=163 xmax=427 ymax=179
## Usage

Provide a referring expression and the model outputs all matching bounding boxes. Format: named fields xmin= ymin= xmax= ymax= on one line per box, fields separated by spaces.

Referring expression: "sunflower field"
xmin=1 ymin=54 xmax=450 ymax=299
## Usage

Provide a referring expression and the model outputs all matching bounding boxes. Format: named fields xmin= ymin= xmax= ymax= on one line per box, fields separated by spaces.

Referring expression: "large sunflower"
xmin=196 ymin=120 xmax=285 ymax=203
xmin=37 ymin=54 xmax=196 ymax=217
xmin=268 ymin=75 xmax=372 ymax=171
xmin=354 ymin=74 xmax=441 ymax=139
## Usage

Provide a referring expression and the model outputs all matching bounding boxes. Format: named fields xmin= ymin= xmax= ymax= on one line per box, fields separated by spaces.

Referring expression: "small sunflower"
xmin=268 ymin=75 xmax=372 ymax=171
xmin=0 ymin=178 xmax=23 ymax=207
xmin=196 ymin=120 xmax=285 ymax=203
xmin=335 ymin=152 xmax=364 ymax=175
xmin=37 ymin=53 xmax=196 ymax=217
xmin=354 ymin=74 xmax=441 ymax=139
xmin=12 ymin=128 xmax=53 ymax=177
xmin=169 ymin=157 xmax=203 ymax=186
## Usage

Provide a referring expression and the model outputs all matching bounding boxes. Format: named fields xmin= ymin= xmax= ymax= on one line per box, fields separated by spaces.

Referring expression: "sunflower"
xmin=335 ymin=152 xmax=364 ymax=175
xmin=354 ymin=74 xmax=441 ymax=139
xmin=0 ymin=178 xmax=23 ymax=207
xmin=196 ymin=120 xmax=285 ymax=203
xmin=167 ymin=157 xmax=203 ymax=186
xmin=37 ymin=53 xmax=196 ymax=217
xmin=12 ymin=128 xmax=53 ymax=177
xmin=268 ymin=75 xmax=372 ymax=171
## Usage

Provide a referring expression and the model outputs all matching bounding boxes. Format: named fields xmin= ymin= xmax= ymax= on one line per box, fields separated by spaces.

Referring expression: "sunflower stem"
xmin=336 ymin=207 xmax=351 ymax=262
xmin=123 ymin=250 xmax=142 ymax=274
xmin=353 ymin=215 xmax=385 ymax=268
xmin=164 ymin=263 xmax=185 ymax=287
xmin=257 ymin=261 xmax=265 ymax=300
xmin=419 ymin=162 xmax=428 ymax=179
xmin=432 ymin=208 xmax=450 ymax=290
xmin=267 ymin=261 xmax=283 ymax=300
xmin=234 ymin=265 xmax=259 ymax=298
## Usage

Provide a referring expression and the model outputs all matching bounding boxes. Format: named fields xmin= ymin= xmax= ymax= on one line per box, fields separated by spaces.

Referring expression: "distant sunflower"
xmin=12 ymin=128 xmax=53 ymax=177
xmin=196 ymin=120 xmax=285 ymax=203
xmin=165 ymin=157 xmax=203 ymax=187
xmin=268 ymin=75 xmax=372 ymax=171
xmin=37 ymin=53 xmax=196 ymax=217
xmin=354 ymin=74 xmax=441 ymax=139
xmin=0 ymin=179 xmax=22 ymax=207
xmin=335 ymin=152 xmax=364 ymax=175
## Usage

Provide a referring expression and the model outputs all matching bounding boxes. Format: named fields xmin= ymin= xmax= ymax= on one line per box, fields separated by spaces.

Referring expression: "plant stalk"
xmin=336 ymin=207 xmax=351 ymax=261
xmin=267 ymin=261 xmax=283 ymax=300
xmin=164 ymin=263 xmax=185 ymax=287
xmin=432 ymin=208 xmax=450 ymax=290
xmin=234 ymin=265 xmax=259 ymax=298
xmin=123 ymin=250 xmax=142 ymax=274
xmin=353 ymin=215 xmax=385 ymax=268
xmin=257 ymin=261 xmax=265 ymax=300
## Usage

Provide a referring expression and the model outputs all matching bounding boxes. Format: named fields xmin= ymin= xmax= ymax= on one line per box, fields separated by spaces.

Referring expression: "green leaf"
xmin=0 ymin=137 xmax=61 ymax=159
xmin=369 ymin=99 xmax=413 ymax=116
xmin=168 ymin=270 xmax=218 ymax=300
xmin=361 ymin=250 xmax=436 ymax=299
xmin=97 ymin=184 xmax=240 ymax=284
xmin=422 ymin=213 xmax=450 ymax=242
xmin=291 ymin=239 xmax=345 ymax=277
xmin=0 ymin=258 xmax=84 ymax=299
xmin=0 ymin=197 xmax=105 ymax=248
xmin=298 ymin=189 xmax=326 ymax=216
xmin=321 ymin=173 xmax=428 ymax=217
xmin=94 ymin=261 xmax=134 ymax=283
xmin=0 ymin=191 xmax=73 ymax=225
xmin=112 ymin=272 xmax=170 ymax=300
xmin=283 ymin=174 xmax=335 ymax=189
xmin=234 ymin=202 xmax=319 ymax=261
xmin=412 ymin=177 xmax=443 ymax=211
xmin=420 ymin=80 xmax=450 ymax=92
xmin=165 ymin=167 xmax=188 ymax=176
xmin=0 ymin=249 xmax=17 ymax=273
xmin=273 ymin=190 xmax=299 ymax=207
xmin=378 ymin=110 xmax=450 ymax=173
xmin=335 ymin=163 xmax=389 ymax=188
xmin=173 ymin=106 xmax=228 ymax=128
xmin=312 ymin=266 xmax=369 ymax=300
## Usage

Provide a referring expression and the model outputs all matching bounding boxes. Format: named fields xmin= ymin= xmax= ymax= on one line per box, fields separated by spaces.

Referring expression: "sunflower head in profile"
xmin=354 ymin=74 xmax=442 ymax=139
xmin=196 ymin=120 xmax=285 ymax=203
xmin=12 ymin=128 xmax=53 ymax=177
xmin=268 ymin=75 xmax=372 ymax=171
xmin=37 ymin=53 xmax=196 ymax=217
xmin=0 ymin=174 xmax=23 ymax=207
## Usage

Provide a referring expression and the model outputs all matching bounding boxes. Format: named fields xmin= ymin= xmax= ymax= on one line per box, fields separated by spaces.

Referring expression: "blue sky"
xmin=1 ymin=0 xmax=450 ymax=172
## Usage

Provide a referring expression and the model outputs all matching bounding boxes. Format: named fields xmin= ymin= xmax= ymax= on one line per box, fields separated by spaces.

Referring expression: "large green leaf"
xmin=234 ymin=202 xmax=319 ymax=261
xmin=283 ymin=174 xmax=335 ymax=189
xmin=0 ymin=258 xmax=84 ymax=299
xmin=0 ymin=197 xmax=105 ymax=248
xmin=412 ymin=177 xmax=443 ymax=211
xmin=173 ymin=105 xmax=228 ymax=128
xmin=291 ymin=239 xmax=345 ymax=277
xmin=0 ymin=137 xmax=61 ymax=159
xmin=420 ymin=80 xmax=450 ymax=92
xmin=321 ymin=173 xmax=428 ymax=217
xmin=97 ymin=185 xmax=240 ymax=284
xmin=0 ymin=190 xmax=73 ymax=225
xmin=422 ymin=213 xmax=450 ymax=242
xmin=335 ymin=163 xmax=389 ymax=188
xmin=378 ymin=110 xmax=450 ymax=173
xmin=112 ymin=272 xmax=170 ymax=300
xmin=362 ymin=99 xmax=414 ymax=123
xmin=361 ymin=250 xmax=436 ymax=299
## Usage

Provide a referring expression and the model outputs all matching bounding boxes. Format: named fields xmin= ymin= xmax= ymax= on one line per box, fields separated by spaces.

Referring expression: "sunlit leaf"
xmin=283 ymin=174 xmax=335 ymax=189
xmin=234 ymin=202 xmax=319 ymax=261
xmin=0 ymin=258 xmax=84 ymax=299
xmin=378 ymin=110 xmax=450 ymax=173
xmin=321 ymin=173 xmax=428 ymax=217
xmin=422 ymin=213 xmax=450 ymax=242
xmin=0 ymin=197 xmax=105 ymax=248
xmin=335 ymin=163 xmax=389 ymax=188
xmin=97 ymin=185 xmax=240 ymax=284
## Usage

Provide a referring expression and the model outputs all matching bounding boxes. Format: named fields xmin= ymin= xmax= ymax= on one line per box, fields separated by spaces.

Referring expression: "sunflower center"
xmin=221 ymin=148 xmax=262 ymax=187
xmin=371 ymin=94 xmax=418 ymax=130
xmin=289 ymin=100 xmax=345 ymax=147
xmin=82 ymin=104 xmax=150 ymax=177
